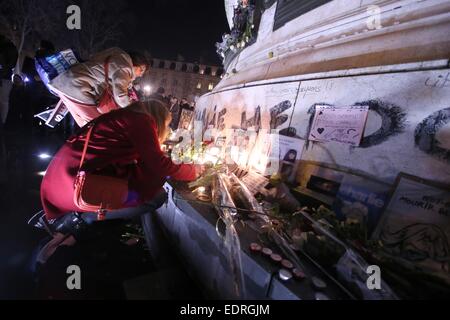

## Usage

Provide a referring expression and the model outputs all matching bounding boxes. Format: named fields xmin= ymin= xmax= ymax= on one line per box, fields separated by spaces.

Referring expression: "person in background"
xmin=179 ymin=98 xmax=190 ymax=109
xmin=35 ymin=40 xmax=56 ymax=59
xmin=151 ymin=86 xmax=168 ymax=104
xmin=0 ymin=76 xmax=11 ymax=126
xmin=169 ymin=96 xmax=178 ymax=111
xmin=169 ymin=96 xmax=180 ymax=130
xmin=156 ymin=86 xmax=165 ymax=97
xmin=39 ymin=99 xmax=203 ymax=249
xmin=48 ymin=47 xmax=149 ymax=127
xmin=4 ymin=74 xmax=30 ymax=133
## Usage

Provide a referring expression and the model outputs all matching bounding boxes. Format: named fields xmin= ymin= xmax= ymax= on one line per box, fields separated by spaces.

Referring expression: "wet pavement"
xmin=0 ymin=122 xmax=203 ymax=300
xmin=0 ymin=124 xmax=62 ymax=299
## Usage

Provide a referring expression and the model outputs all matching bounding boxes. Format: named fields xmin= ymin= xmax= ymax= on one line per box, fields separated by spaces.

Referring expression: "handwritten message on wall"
xmin=308 ymin=105 xmax=369 ymax=146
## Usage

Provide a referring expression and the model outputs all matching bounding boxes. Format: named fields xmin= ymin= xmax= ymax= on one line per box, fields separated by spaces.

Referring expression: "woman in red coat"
xmin=39 ymin=99 xmax=199 ymax=241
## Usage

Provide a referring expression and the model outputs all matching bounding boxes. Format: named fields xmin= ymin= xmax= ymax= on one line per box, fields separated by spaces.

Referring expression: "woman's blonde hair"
xmin=129 ymin=99 xmax=171 ymax=143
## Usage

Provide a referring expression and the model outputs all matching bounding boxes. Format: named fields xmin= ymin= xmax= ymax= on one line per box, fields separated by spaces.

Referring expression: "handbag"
xmin=97 ymin=56 xmax=119 ymax=114
xmin=73 ymin=122 xmax=129 ymax=217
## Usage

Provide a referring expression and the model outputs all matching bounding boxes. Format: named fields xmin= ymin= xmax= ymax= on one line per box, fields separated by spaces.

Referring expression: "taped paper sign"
xmin=308 ymin=105 xmax=369 ymax=146
xmin=278 ymin=136 xmax=305 ymax=182
xmin=374 ymin=173 xmax=450 ymax=284
xmin=34 ymin=100 xmax=69 ymax=128
xmin=333 ymin=174 xmax=390 ymax=238
xmin=178 ymin=107 xmax=194 ymax=130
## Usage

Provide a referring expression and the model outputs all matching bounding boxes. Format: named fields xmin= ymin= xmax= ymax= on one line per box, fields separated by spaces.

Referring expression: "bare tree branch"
xmin=57 ymin=0 xmax=128 ymax=59
xmin=0 ymin=0 xmax=132 ymax=73
xmin=0 ymin=0 xmax=64 ymax=74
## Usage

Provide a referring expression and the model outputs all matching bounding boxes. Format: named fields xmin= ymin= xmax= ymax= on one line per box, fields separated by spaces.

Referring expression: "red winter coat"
xmin=41 ymin=108 xmax=196 ymax=220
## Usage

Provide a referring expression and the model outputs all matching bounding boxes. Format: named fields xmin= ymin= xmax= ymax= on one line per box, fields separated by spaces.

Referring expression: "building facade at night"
xmin=142 ymin=58 xmax=224 ymax=102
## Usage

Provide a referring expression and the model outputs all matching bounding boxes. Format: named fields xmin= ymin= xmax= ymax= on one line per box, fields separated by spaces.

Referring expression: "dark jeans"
xmin=80 ymin=189 xmax=168 ymax=224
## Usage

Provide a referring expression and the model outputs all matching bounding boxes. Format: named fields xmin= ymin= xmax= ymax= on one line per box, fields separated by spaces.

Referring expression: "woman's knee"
xmin=144 ymin=189 xmax=168 ymax=211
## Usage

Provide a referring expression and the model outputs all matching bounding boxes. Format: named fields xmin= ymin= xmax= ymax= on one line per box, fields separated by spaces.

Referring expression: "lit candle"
xmin=193 ymin=186 xmax=210 ymax=202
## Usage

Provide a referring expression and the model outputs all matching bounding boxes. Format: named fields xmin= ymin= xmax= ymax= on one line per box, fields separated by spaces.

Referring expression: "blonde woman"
xmin=39 ymin=99 xmax=200 ymax=242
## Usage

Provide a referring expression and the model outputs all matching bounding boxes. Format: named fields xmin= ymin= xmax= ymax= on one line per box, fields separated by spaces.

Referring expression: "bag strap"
xmin=77 ymin=56 xmax=112 ymax=170
xmin=78 ymin=123 xmax=95 ymax=172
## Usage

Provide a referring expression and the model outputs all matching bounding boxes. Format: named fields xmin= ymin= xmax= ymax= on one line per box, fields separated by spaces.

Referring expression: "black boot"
xmin=52 ymin=212 xmax=91 ymax=241
xmin=28 ymin=210 xmax=55 ymax=236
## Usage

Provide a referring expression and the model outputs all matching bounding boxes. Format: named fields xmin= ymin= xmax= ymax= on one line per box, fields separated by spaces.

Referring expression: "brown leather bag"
xmin=73 ymin=123 xmax=129 ymax=214
xmin=97 ymin=56 xmax=119 ymax=114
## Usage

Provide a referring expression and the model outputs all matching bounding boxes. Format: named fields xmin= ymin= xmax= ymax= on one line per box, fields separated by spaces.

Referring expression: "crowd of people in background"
xmin=146 ymin=86 xmax=196 ymax=131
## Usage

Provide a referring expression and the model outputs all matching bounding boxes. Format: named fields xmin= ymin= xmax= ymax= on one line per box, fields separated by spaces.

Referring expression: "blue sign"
xmin=333 ymin=174 xmax=390 ymax=237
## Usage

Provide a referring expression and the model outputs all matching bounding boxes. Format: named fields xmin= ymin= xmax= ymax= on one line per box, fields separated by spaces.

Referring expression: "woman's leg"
xmin=80 ymin=189 xmax=168 ymax=224
xmin=35 ymin=190 xmax=168 ymax=264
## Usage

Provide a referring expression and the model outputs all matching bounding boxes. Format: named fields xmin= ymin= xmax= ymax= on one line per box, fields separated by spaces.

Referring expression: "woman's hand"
xmin=194 ymin=164 xmax=207 ymax=178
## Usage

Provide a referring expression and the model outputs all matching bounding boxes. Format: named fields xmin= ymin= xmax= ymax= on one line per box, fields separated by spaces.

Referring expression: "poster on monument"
xmin=374 ymin=173 xmax=450 ymax=284
xmin=308 ymin=105 xmax=369 ymax=146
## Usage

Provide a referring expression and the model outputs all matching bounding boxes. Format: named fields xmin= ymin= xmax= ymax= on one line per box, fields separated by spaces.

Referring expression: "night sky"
xmin=120 ymin=0 xmax=229 ymax=66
